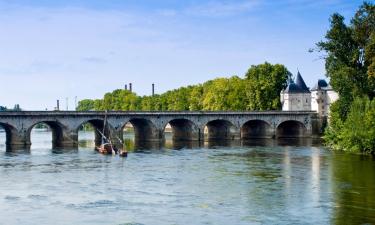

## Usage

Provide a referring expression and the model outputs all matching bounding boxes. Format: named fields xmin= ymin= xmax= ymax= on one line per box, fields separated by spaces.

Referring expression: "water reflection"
xmin=1 ymin=130 xmax=375 ymax=224
xmin=331 ymin=153 xmax=375 ymax=224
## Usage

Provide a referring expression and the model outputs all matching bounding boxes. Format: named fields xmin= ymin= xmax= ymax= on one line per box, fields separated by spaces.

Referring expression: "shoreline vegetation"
xmin=315 ymin=2 xmax=375 ymax=154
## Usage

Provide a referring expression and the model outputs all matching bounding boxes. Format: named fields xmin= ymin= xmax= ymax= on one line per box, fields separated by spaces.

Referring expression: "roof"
xmin=311 ymin=79 xmax=333 ymax=91
xmin=284 ymin=71 xmax=310 ymax=93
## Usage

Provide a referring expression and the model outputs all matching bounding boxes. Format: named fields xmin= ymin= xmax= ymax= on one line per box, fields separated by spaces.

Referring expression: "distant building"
xmin=311 ymin=79 xmax=339 ymax=117
xmin=281 ymin=72 xmax=339 ymax=116
xmin=280 ymin=71 xmax=311 ymax=111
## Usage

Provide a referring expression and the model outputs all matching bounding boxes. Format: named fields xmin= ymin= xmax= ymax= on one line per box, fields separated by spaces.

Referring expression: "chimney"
xmin=125 ymin=84 xmax=128 ymax=90
xmin=129 ymin=83 xmax=132 ymax=92
xmin=152 ymin=83 xmax=155 ymax=96
xmin=56 ymin=100 xmax=60 ymax=111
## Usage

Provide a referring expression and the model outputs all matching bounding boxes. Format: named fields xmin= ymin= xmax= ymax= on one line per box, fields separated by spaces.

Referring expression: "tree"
xmin=316 ymin=2 xmax=375 ymax=153
xmin=77 ymin=99 xmax=96 ymax=111
xmin=245 ymin=62 xmax=290 ymax=110
xmin=13 ymin=104 xmax=21 ymax=111
xmin=316 ymin=2 xmax=375 ymax=119
xmin=76 ymin=63 xmax=290 ymax=112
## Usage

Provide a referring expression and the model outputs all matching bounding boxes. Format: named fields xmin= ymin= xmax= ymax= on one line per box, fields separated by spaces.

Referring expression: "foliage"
xmin=76 ymin=99 xmax=97 ymax=111
xmin=77 ymin=62 xmax=290 ymax=112
xmin=0 ymin=105 xmax=22 ymax=111
xmin=324 ymin=97 xmax=375 ymax=154
xmin=317 ymin=2 xmax=375 ymax=153
xmin=245 ymin=62 xmax=290 ymax=110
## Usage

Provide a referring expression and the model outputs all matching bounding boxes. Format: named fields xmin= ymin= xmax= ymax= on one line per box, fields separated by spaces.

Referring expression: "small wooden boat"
xmin=96 ymin=111 xmax=128 ymax=157
xmin=96 ymin=143 xmax=113 ymax=155
xmin=96 ymin=143 xmax=128 ymax=157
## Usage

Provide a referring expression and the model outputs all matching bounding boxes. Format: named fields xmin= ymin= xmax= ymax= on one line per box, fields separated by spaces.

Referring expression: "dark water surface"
xmin=0 ymin=131 xmax=374 ymax=225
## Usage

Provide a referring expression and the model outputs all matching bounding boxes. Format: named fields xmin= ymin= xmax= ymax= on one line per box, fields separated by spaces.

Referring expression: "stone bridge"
xmin=0 ymin=111 xmax=323 ymax=150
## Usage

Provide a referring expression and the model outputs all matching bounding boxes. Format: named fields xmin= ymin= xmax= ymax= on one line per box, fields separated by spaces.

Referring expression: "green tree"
xmin=325 ymin=97 xmax=375 ymax=154
xmin=189 ymin=85 xmax=203 ymax=110
xmin=316 ymin=2 xmax=375 ymax=118
xmin=77 ymin=63 xmax=290 ymax=112
xmin=77 ymin=99 xmax=96 ymax=111
xmin=317 ymin=2 xmax=375 ymax=153
xmin=245 ymin=62 xmax=290 ymax=110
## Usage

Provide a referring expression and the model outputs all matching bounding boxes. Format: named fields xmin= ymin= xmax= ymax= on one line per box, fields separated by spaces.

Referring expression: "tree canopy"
xmin=245 ymin=62 xmax=290 ymax=110
xmin=77 ymin=62 xmax=290 ymax=112
xmin=316 ymin=2 xmax=375 ymax=154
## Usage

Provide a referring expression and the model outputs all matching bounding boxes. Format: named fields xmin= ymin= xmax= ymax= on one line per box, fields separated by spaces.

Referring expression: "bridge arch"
xmin=163 ymin=118 xmax=199 ymax=141
xmin=204 ymin=119 xmax=240 ymax=140
xmin=27 ymin=121 xmax=65 ymax=149
xmin=123 ymin=118 xmax=160 ymax=142
xmin=76 ymin=119 xmax=114 ymax=147
xmin=276 ymin=120 xmax=307 ymax=138
xmin=0 ymin=122 xmax=18 ymax=149
xmin=241 ymin=120 xmax=273 ymax=139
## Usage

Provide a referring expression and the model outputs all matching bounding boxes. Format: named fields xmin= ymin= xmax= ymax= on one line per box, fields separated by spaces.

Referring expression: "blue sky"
xmin=0 ymin=0 xmax=365 ymax=110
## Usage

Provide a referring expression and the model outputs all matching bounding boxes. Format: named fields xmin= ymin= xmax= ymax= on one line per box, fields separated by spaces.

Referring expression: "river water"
xmin=0 ymin=130 xmax=374 ymax=225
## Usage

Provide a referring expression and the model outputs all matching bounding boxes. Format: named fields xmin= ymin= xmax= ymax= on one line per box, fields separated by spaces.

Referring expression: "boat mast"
xmin=102 ymin=111 xmax=107 ymax=144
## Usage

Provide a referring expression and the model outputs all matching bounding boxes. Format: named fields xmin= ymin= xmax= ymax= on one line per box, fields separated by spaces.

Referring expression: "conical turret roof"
xmin=295 ymin=71 xmax=310 ymax=93
xmin=283 ymin=71 xmax=310 ymax=93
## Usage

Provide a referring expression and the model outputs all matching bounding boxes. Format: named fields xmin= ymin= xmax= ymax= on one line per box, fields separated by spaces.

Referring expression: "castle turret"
xmin=281 ymin=71 xmax=311 ymax=111
xmin=311 ymin=79 xmax=338 ymax=117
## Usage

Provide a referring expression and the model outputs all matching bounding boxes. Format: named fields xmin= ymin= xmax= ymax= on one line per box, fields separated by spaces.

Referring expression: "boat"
xmin=96 ymin=132 xmax=128 ymax=157
xmin=96 ymin=112 xmax=128 ymax=157
xmin=96 ymin=142 xmax=114 ymax=155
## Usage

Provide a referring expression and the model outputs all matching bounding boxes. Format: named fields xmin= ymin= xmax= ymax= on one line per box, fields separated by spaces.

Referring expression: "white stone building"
xmin=310 ymin=79 xmax=339 ymax=117
xmin=280 ymin=72 xmax=311 ymax=111
xmin=281 ymin=72 xmax=339 ymax=116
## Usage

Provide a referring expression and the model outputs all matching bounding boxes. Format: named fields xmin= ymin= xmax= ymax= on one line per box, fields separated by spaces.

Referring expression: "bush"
xmin=325 ymin=97 xmax=375 ymax=154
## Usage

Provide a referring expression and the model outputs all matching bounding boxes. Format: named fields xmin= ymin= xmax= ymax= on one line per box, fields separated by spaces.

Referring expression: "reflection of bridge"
xmin=0 ymin=111 xmax=323 ymax=150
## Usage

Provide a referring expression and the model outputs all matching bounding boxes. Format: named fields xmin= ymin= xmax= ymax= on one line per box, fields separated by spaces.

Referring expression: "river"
xmin=0 ymin=130 xmax=374 ymax=225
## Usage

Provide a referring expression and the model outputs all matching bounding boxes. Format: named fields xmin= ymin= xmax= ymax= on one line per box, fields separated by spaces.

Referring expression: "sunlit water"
xmin=0 ymin=129 xmax=375 ymax=225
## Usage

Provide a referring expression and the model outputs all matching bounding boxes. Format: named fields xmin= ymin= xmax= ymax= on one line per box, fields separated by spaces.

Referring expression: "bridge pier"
xmin=6 ymin=129 xmax=31 ymax=150
xmin=57 ymin=128 xmax=79 ymax=148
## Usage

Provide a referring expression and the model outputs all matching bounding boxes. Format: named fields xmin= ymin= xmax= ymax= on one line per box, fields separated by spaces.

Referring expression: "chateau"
xmin=280 ymin=72 xmax=339 ymax=116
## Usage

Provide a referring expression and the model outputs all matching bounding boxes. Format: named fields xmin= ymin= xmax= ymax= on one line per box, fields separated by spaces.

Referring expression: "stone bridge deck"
xmin=0 ymin=111 xmax=323 ymax=150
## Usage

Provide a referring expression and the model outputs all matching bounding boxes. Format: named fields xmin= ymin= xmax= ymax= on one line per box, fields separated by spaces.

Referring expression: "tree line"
xmin=0 ymin=104 xmax=21 ymax=111
xmin=77 ymin=62 xmax=290 ymax=112
xmin=316 ymin=2 xmax=375 ymax=154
